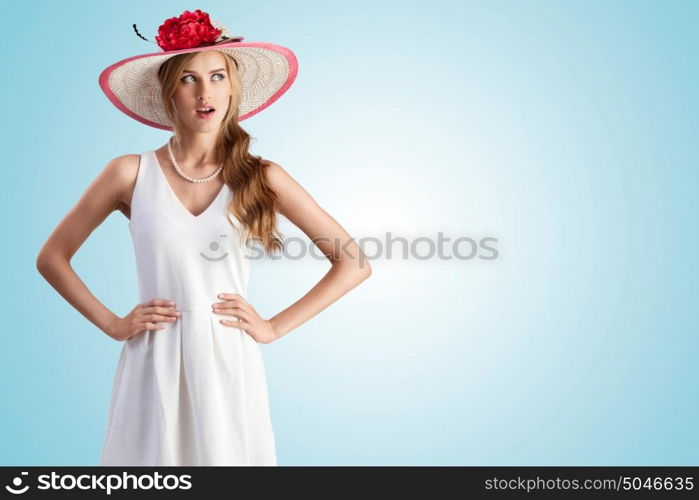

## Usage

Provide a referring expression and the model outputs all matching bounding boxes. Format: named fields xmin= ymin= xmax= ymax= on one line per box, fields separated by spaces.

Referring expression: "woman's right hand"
xmin=106 ymin=299 xmax=181 ymax=342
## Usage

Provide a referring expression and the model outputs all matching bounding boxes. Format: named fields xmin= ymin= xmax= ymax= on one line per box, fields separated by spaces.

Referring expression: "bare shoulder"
xmin=106 ymin=154 xmax=140 ymax=193
xmin=36 ymin=153 xmax=142 ymax=262
xmin=261 ymin=159 xmax=287 ymax=182
xmin=104 ymin=154 xmax=141 ymax=208
xmin=260 ymin=159 xmax=324 ymax=221
xmin=258 ymin=159 xmax=366 ymax=272
xmin=261 ymin=159 xmax=307 ymax=198
xmin=107 ymin=153 xmax=141 ymax=174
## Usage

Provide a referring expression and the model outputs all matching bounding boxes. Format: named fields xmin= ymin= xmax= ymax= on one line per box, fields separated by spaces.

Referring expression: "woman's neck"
xmin=169 ymin=134 xmax=218 ymax=166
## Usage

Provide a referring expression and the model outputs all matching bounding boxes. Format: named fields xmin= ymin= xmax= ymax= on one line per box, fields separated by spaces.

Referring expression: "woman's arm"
xmin=262 ymin=161 xmax=372 ymax=338
xmin=36 ymin=155 xmax=139 ymax=336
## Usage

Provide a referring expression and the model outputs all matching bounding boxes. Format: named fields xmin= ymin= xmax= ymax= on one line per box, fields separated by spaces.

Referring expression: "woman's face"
xmin=171 ymin=50 xmax=232 ymax=131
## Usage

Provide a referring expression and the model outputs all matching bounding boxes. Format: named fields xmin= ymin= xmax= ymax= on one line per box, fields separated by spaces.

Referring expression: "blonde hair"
xmin=157 ymin=50 xmax=283 ymax=255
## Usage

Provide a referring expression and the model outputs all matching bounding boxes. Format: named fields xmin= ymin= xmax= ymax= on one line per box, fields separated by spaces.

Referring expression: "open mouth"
xmin=195 ymin=108 xmax=216 ymax=118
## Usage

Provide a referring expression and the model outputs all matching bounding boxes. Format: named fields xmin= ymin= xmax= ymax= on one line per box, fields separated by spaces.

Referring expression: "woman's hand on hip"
xmin=107 ymin=299 xmax=181 ymax=342
xmin=213 ymin=293 xmax=280 ymax=344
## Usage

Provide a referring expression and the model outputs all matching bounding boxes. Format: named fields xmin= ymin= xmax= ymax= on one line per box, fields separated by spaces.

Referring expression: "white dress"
xmin=99 ymin=149 xmax=277 ymax=466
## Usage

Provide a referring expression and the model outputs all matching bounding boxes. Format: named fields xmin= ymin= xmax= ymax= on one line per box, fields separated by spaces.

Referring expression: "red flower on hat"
xmin=155 ymin=9 xmax=222 ymax=51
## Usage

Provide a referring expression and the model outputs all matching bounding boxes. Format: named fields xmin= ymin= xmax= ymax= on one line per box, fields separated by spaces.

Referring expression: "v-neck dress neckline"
xmin=151 ymin=149 xmax=228 ymax=221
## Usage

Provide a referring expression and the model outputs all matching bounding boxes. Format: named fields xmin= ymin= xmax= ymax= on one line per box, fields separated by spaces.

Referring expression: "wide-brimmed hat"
xmin=98 ymin=9 xmax=298 ymax=130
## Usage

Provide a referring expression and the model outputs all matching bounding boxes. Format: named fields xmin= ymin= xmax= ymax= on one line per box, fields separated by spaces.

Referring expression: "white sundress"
xmin=99 ymin=149 xmax=277 ymax=466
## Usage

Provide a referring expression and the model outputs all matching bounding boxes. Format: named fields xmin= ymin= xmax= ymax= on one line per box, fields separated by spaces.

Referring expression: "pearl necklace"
xmin=167 ymin=136 xmax=223 ymax=184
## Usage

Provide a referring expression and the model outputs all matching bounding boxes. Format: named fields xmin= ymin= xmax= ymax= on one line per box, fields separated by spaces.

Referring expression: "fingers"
xmin=219 ymin=316 xmax=246 ymax=327
xmin=136 ymin=299 xmax=180 ymax=333
xmin=220 ymin=318 xmax=245 ymax=328
xmin=143 ymin=322 xmax=167 ymax=331
xmin=213 ymin=294 xmax=253 ymax=332
xmin=213 ymin=293 xmax=252 ymax=314
xmin=216 ymin=293 xmax=247 ymax=306
xmin=138 ymin=314 xmax=175 ymax=332
xmin=137 ymin=300 xmax=180 ymax=319
xmin=213 ymin=296 xmax=246 ymax=325
xmin=213 ymin=305 xmax=249 ymax=321
xmin=215 ymin=305 xmax=249 ymax=330
xmin=217 ymin=293 xmax=240 ymax=300
xmin=142 ymin=313 xmax=179 ymax=323
xmin=141 ymin=305 xmax=181 ymax=319
xmin=140 ymin=298 xmax=176 ymax=308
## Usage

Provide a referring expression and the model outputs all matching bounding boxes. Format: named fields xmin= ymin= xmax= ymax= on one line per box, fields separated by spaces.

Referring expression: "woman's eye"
xmin=181 ymin=73 xmax=225 ymax=83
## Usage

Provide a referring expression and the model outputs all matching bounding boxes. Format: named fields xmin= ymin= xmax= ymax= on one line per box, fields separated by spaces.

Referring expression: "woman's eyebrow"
xmin=182 ymin=68 xmax=227 ymax=74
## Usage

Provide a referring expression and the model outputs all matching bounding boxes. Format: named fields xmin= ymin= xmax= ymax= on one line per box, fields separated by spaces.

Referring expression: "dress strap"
xmin=129 ymin=150 xmax=163 ymax=224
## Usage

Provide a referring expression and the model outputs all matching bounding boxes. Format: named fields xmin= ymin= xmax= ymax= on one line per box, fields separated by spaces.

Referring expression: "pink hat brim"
xmin=98 ymin=41 xmax=299 ymax=130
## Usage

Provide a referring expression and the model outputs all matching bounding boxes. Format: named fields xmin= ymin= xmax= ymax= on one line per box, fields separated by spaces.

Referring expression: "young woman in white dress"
xmin=35 ymin=9 xmax=372 ymax=466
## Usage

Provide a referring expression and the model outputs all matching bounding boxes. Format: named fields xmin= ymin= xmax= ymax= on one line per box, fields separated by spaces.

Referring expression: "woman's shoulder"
xmin=104 ymin=153 xmax=141 ymax=186
xmin=260 ymin=158 xmax=288 ymax=180
xmin=259 ymin=158 xmax=312 ymax=210
xmin=110 ymin=152 xmax=142 ymax=168
xmin=260 ymin=158 xmax=291 ymax=191
xmin=101 ymin=153 xmax=143 ymax=214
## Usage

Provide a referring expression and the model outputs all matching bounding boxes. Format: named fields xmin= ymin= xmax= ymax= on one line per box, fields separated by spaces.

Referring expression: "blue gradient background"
xmin=1 ymin=0 xmax=697 ymax=465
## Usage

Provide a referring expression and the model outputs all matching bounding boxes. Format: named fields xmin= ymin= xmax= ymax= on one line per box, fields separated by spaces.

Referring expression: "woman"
xmin=35 ymin=9 xmax=371 ymax=466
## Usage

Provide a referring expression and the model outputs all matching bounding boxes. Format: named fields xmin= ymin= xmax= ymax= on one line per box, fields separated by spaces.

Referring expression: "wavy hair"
xmin=156 ymin=50 xmax=283 ymax=255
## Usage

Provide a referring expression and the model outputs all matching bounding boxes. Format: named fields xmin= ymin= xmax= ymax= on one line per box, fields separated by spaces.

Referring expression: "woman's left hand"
xmin=212 ymin=293 xmax=280 ymax=344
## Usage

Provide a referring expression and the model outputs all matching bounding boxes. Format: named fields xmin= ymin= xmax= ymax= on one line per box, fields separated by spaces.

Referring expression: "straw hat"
xmin=98 ymin=9 xmax=298 ymax=130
